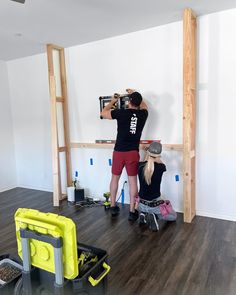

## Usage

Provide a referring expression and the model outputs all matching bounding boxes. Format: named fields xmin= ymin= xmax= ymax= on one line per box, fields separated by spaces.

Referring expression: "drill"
xmin=103 ymin=192 xmax=111 ymax=210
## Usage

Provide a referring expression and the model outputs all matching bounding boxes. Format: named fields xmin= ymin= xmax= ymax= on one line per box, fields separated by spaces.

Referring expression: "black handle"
xmin=20 ymin=228 xmax=63 ymax=248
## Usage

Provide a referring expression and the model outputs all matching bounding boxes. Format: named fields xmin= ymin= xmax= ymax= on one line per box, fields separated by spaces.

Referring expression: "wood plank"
xmin=47 ymin=44 xmax=73 ymax=205
xmin=183 ymin=8 xmax=191 ymax=222
xmin=71 ymin=142 xmax=114 ymax=149
xmin=191 ymin=157 xmax=196 ymax=219
xmin=58 ymin=146 xmax=67 ymax=152
xmin=60 ymin=193 xmax=67 ymax=201
xmin=70 ymin=142 xmax=183 ymax=151
xmin=47 ymin=43 xmax=64 ymax=51
xmin=190 ymin=150 xmax=195 ymax=158
xmin=183 ymin=8 xmax=197 ymax=223
xmin=49 ymin=76 xmax=61 ymax=206
xmin=46 ymin=45 xmax=54 ymax=77
xmin=56 ymin=97 xmax=64 ymax=103
xmin=59 ymin=49 xmax=72 ymax=187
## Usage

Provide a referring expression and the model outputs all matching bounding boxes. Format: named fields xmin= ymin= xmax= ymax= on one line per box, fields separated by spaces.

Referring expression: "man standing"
xmin=101 ymin=90 xmax=148 ymax=221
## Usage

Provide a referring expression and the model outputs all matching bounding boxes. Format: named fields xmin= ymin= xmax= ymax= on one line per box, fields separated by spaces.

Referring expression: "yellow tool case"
xmin=15 ymin=208 xmax=78 ymax=279
xmin=12 ymin=208 xmax=110 ymax=295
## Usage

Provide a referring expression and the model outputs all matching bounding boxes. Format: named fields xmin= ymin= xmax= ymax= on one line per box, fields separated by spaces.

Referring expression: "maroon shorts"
xmin=112 ymin=150 xmax=140 ymax=176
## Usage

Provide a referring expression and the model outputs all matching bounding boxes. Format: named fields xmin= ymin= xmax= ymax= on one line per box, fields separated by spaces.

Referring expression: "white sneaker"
xmin=148 ymin=213 xmax=159 ymax=231
xmin=139 ymin=212 xmax=147 ymax=226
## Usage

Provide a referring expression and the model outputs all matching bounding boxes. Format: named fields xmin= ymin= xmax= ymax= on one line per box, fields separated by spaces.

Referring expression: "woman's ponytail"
xmin=143 ymin=155 xmax=155 ymax=185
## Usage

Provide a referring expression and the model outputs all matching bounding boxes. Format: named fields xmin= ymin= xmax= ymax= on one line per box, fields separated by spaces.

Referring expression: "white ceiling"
xmin=1 ymin=0 xmax=236 ymax=61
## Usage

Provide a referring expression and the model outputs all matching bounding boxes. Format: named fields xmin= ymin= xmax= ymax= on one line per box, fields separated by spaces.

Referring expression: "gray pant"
xmin=139 ymin=197 xmax=177 ymax=221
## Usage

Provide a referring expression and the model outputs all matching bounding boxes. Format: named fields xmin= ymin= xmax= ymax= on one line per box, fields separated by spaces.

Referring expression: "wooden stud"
xmin=59 ymin=49 xmax=72 ymax=186
xmin=49 ymin=76 xmax=61 ymax=206
xmin=58 ymin=146 xmax=67 ymax=152
xmin=183 ymin=8 xmax=197 ymax=222
xmin=61 ymin=194 xmax=68 ymax=200
xmin=47 ymin=43 xmax=64 ymax=51
xmin=56 ymin=97 xmax=65 ymax=103
xmin=70 ymin=142 xmax=183 ymax=151
xmin=47 ymin=44 xmax=72 ymax=205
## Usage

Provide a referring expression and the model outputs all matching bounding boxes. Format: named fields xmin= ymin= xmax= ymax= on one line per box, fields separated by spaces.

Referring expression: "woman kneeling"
xmin=137 ymin=142 xmax=177 ymax=231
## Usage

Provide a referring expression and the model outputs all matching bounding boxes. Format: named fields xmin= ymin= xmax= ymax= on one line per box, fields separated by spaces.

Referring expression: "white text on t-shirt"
xmin=130 ymin=114 xmax=138 ymax=134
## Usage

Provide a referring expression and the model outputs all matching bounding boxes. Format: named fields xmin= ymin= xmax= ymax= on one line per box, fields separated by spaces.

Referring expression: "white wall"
xmin=0 ymin=60 xmax=16 ymax=192
xmin=196 ymin=9 xmax=236 ymax=221
xmin=66 ymin=22 xmax=183 ymax=210
xmin=7 ymin=54 xmax=53 ymax=191
xmin=6 ymin=8 xmax=236 ymax=221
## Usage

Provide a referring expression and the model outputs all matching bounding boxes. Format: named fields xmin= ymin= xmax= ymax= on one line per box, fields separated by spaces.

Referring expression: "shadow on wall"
xmin=143 ymin=91 xmax=175 ymax=142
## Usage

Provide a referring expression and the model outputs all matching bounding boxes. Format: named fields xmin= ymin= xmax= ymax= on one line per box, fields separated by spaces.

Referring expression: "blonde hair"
xmin=143 ymin=153 xmax=162 ymax=185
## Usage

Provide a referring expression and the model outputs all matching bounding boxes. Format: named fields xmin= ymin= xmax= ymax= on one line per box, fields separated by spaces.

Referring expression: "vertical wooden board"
xmin=47 ymin=45 xmax=54 ymax=77
xmin=59 ymin=49 xmax=72 ymax=186
xmin=183 ymin=8 xmax=197 ymax=223
xmin=49 ymin=76 xmax=61 ymax=206
xmin=47 ymin=44 xmax=72 ymax=205
xmin=183 ymin=8 xmax=192 ymax=95
xmin=183 ymin=155 xmax=191 ymax=222
xmin=190 ymin=16 xmax=197 ymax=152
xmin=56 ymin=102 xmax=65 ymax=147
xmin=52 ymin=49 xmax=62 ymax=97
xmin=191 ymin=156 xmax=196 ymax=218
xmin=190 ymin=89 xmax=196 ymax=150
xmin=191 ymin=17 xmax=197 ymax=90
xmin=183 ymin=8 xmax=191 ymax=222
xmin=59 ymin=151 xmax=67 ymax=195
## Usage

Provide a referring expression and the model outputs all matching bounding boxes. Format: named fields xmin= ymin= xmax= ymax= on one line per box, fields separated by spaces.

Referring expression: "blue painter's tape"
xmin=175 ymin=175 xmax=179 ymax=181
xmin=109 ymin=159 xmax=112 ymax=166
xmin=90 ymin=158 xmax=93 ymax=165
xmin=121 ymin=189 xmax=125 ymax=204
xmin=75 ymin=171 xmax=78 ymax=177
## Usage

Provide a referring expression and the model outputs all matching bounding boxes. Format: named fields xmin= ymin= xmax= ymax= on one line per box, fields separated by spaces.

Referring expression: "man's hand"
xmin=140 ymin=99 xmax=148 ymax=110
xmin=126 ymin=88 xmax=148 ymax=110
xmin=111 ymin=93 xmax=119 ymax=104
xmin=101 ymin=93 xmax=119 ymax=119
xmin=126 ymin=88 xmax=136 ymax=94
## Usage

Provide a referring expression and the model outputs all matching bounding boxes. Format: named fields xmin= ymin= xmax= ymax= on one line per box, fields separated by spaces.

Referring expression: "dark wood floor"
xmin=0 ymin=188 xmax=236 ymax=295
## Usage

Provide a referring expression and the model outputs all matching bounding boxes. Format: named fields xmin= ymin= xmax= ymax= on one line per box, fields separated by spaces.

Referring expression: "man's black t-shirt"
xmin=138 ymin=161 xmax=166 ymax=201
xmin=111 ymin=109 xmax=148 ymax=151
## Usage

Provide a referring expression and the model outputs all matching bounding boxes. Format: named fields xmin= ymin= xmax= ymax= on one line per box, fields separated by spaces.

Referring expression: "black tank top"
xmin=138 ymin=161 xmax=166 ymax=201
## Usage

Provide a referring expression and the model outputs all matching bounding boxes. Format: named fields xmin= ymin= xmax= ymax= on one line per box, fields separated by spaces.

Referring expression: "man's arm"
xmin=126 ymin=88 xmax=148 ymax=111
xmin=140 ymin=99 xmax=148 ymax=111
xmin=100 ymin=95 xmax=118 ymax=119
